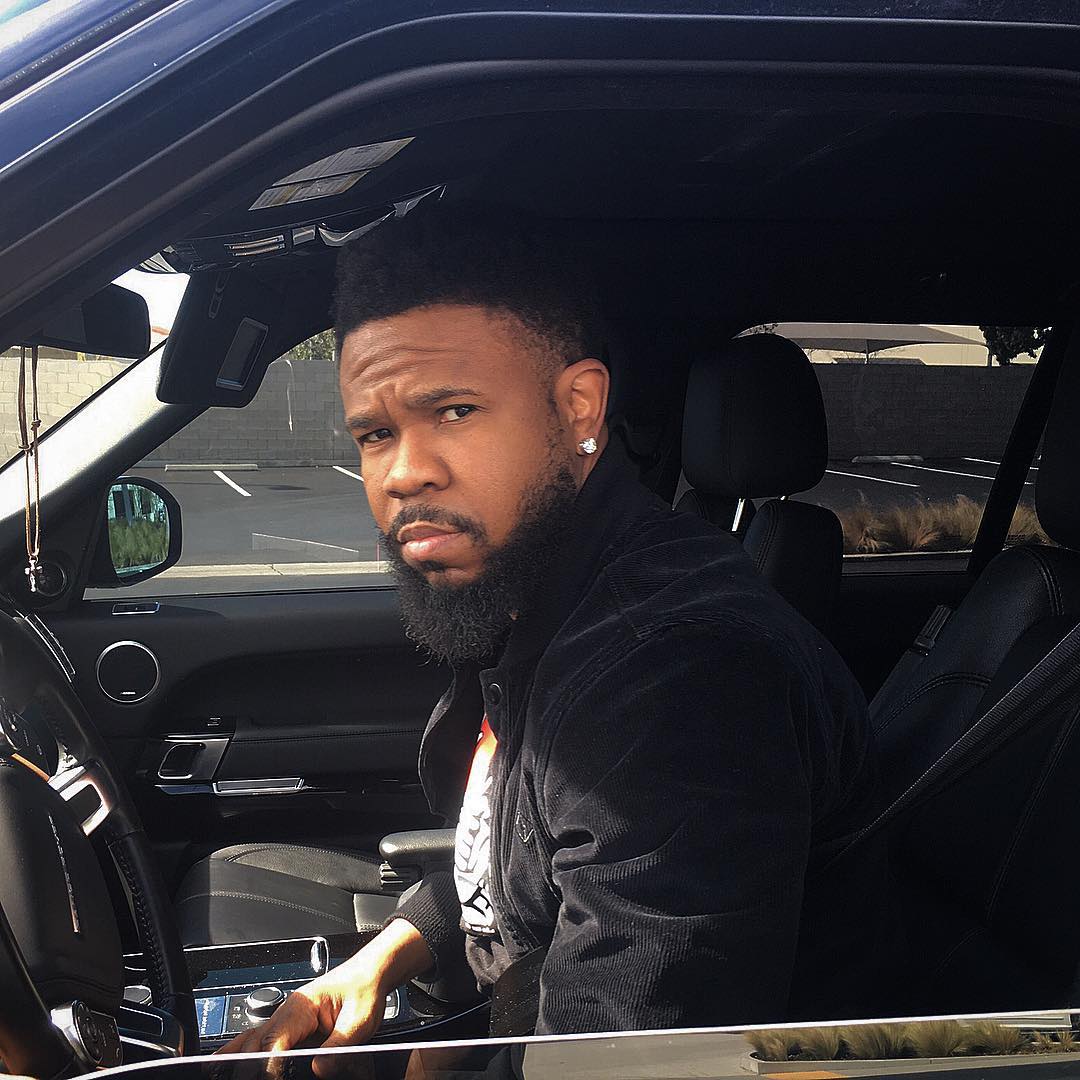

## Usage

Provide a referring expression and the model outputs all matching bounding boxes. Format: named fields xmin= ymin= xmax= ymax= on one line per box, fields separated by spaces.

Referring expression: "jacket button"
xmin=488 ymin=682 xmax=503 ymax=708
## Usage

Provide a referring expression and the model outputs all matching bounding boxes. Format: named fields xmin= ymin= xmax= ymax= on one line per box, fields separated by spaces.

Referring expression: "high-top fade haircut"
xmin=332 ymin=204 xmax=602 ymax=379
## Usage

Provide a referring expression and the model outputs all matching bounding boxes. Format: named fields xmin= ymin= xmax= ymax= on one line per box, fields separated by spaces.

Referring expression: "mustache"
xmin=384 ymin=504 xmax=488 ymax=545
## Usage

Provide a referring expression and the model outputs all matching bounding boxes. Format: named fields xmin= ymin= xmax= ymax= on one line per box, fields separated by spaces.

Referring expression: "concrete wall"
xmin=0 ymin=352 xmax=1035 ymax=467
xmin=141 ymin=357 xmax=355 ymax=467
xmin=0 ymin=353 xmax=131 ymax=461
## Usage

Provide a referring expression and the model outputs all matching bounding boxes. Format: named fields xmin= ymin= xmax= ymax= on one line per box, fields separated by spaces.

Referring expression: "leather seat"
xmin=175 ymin=843 xmax=399 ymax=947
xmin=678 ymin=333 xmax=842 ymax=632
xmin=866 ymin=342 xmax=1080 ymax=1013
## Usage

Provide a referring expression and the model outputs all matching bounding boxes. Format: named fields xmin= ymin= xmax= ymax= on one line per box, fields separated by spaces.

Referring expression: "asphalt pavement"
xmin=100 ymin=456 xmax=1037 ymax=597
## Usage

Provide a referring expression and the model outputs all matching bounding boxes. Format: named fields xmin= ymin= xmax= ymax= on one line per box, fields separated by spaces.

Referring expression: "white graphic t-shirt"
xmin=454 ymin=716 xmax=498 ymax=936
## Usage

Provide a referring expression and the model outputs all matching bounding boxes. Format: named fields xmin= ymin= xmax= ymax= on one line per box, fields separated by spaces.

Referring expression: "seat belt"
xmin=489 ymin=946 xmax=547 ymax=1037
xmin=869 ymin=604 xmax=953 ymax=716
xmin=834 ymin=615 xmax=1080 ymax=865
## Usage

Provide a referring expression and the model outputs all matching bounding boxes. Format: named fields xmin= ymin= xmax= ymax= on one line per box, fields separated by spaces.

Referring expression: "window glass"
xmin=743 ymin=323 xmax=1048 ymax=557
xmin=94 ymin=331 xmax=392 ymax=597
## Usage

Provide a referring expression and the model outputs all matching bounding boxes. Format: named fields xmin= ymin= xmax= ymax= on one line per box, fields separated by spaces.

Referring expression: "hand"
xmin=216 ymin=920 xmax=432 ymax=1078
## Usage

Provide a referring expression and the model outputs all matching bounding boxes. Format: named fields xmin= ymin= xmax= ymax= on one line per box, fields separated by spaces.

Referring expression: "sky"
xmin=114 ymin=268 xmax=189 ymax=338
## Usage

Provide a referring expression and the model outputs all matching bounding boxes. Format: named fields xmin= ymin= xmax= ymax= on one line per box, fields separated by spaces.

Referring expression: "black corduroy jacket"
xmin=395 ymin=442 xmax=898 ymax=1033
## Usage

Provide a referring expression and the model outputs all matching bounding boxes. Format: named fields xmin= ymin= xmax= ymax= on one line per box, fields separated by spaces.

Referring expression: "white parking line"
xmin=333 ymin=465 xmax=364 ymax=483
xmin=891 ymin=462 xmax=1034 ymax=486
xmin=213 ymin=470 xmax=252 ymax=497
xmin=825 ymin=469 xmax=919 ymax=488
xmin=963 ymin=456 xmax=1039 ymax=471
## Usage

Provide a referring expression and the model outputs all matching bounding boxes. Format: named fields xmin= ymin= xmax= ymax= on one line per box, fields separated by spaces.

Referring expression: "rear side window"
xmin=743 ymin=323 xmax=1048 ymax=558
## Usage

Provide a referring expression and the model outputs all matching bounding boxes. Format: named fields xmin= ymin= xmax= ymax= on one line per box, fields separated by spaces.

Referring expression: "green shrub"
xmin=907 ymin=1020 xmax=967 ymax=1058
xmin=836 ymin=495 xmax=1050 ymax=555
xmin=1032 ymin=1030 xmax=1078 ymax=1053
xmin=842 ymin=1024 xmax=913 ymax=1060
xmin=789 ymin=1027 xmax=844 ymax=1061
xmin=745 ymin=1030 xmax=793 ymax=1062
xmin=962 ymin=1021 xmax=1028 ymax=1056
xmin=109 ymin=520 xmax=168 ymax=571
xmin=746 ymin=1021 xmax=1050 ymax=1062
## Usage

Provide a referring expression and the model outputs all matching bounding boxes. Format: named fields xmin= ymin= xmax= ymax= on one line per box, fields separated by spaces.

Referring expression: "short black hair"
xmin=332 ymin=204 xmax=602 ymax=373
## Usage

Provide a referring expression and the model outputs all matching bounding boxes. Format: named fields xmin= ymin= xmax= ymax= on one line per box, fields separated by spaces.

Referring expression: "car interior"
xmin=5 ymin=7 xmax=1080 ymax=1075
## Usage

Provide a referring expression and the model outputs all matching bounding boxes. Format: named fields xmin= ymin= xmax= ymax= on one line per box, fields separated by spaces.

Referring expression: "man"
xmin=220 ymin=208 xmax=894 ymax=1065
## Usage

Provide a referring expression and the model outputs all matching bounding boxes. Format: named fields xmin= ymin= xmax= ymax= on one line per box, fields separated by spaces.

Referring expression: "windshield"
xmin=0 ymin=268 xmax=187 ymax=466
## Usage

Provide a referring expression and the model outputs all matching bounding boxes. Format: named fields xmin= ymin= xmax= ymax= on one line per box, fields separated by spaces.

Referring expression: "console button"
xmin=246 ymin=985 xmax=288 ymax=1020
xmin=225 ymin=995 xmax=250 ymax=1034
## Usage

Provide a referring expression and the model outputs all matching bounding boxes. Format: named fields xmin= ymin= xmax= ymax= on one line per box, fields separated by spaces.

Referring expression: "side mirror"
xmin=87 ymin=477 xmax=182 ymax=588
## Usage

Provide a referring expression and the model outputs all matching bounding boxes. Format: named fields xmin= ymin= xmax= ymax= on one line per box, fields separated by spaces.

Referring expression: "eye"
xmin=358 ymin=428 xmax=392 ymax=446
xmin=439 ymin=404 xmax=477 ymax=423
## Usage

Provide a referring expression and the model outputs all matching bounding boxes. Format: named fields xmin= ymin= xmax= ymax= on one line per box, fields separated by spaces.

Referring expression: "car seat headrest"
xmin=1036 ymin=344 xmax=1080 ymax=550
xmin=681 ymin=333 xmax=828 ymax=499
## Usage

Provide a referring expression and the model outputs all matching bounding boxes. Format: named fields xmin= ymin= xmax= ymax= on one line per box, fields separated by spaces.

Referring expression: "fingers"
xmin=213 ymin=994 xmax=324 ymax=1080
xmin=310 ymin=991 xmax=387 ymax=1080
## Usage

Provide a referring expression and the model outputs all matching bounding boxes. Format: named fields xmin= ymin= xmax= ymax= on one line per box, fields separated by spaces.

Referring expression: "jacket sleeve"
xmin=386 ymin=869 xmax=464 ymax=977
xmin=536 ymin=625 xmax=815 ymax=1033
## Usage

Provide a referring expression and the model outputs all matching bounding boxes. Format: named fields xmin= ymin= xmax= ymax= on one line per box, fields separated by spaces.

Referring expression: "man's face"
xmin=339 ymin=304 xmax=579 ymax=587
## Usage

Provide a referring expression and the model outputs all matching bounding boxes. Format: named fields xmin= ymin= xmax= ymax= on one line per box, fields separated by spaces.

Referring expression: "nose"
xmin=381 ymin=429 xmax=450 ymax=500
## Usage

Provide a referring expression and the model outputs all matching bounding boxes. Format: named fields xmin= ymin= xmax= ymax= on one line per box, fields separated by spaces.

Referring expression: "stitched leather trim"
xmin=1015 ymin=546 xmax=1063 ymax=617
xmin=109 ymin=833 xmax=168 ymax=1003
xmin=218 ymin=843 xmax=379 ymax=868
xmin=873 ymin=672 xmax=992 ymax=737
xmin=177 ymin=890 xmax=355 ymax=929
xmin=750 ymin=502 xmax=781 ymax=576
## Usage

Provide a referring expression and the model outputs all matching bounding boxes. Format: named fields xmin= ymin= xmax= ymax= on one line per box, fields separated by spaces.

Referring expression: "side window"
xmin=106 ymin=331 xmax=390 ymax=596
xmin=746 ymin=323 xmax=1048 ymax=559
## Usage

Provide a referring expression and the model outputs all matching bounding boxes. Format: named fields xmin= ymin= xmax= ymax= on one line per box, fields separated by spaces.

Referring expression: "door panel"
xmin=43 ymin=587 xmax=448 ymax=887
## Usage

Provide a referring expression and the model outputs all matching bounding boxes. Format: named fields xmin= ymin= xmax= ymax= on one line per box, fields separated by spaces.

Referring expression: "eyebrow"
xmin=345 ymin=386 xmax=482 ymax=433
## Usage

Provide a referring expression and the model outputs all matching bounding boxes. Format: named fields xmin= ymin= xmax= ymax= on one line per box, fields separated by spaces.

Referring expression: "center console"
xmin=123 ymin=934 xmax=486 ymax=1053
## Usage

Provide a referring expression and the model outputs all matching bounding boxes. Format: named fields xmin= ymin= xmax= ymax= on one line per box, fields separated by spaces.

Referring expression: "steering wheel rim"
xmin=0 ymin=600 xmax=196 ymax=1074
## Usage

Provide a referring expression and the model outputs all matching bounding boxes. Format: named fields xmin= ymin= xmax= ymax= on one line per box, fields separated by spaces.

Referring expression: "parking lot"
xmin=98 ymin=455 xmax=1035 ymax=597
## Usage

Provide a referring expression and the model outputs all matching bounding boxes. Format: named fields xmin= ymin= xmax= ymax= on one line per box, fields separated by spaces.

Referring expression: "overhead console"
xmin=153 ymin=182 xmax=443 ymax=410
xmin=158 ymin=185 xmax=444 ymax=275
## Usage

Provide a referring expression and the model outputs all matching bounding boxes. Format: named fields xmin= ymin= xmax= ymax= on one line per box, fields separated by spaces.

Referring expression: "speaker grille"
xmin=96 ymin=641 xmax=160 ymax=704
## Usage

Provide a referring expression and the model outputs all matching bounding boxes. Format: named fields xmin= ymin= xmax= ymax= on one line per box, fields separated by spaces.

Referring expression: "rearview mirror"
xmin=87 ymin=477 xmax=183 ymax=588
xmin=25 ymin=283 xmax=150 ymax=359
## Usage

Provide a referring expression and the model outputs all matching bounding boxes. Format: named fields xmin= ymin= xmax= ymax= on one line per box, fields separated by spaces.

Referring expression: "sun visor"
xmin=156 ymin=268 xmax=317 ymax=407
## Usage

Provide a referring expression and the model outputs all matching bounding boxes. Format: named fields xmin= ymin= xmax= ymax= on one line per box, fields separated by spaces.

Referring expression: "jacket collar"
xmin=492 ymin=434 xmax=661 ymax=681
xmin=417 ymin=436 xmax=662 ymax=815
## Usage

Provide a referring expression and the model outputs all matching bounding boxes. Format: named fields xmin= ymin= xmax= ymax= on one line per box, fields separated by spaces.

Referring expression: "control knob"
xmin=245 ymin=986 xmax=287 ymax=1020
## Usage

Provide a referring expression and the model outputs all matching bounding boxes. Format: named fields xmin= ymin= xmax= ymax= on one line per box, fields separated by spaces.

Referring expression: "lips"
xmin=397 ymin=523 xmax=459 ymax=543
xmin=397 ymin=522 xmax=467 ymax=562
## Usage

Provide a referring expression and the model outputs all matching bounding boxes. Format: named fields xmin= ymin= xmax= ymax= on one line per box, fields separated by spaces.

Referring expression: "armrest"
xmin=379 ymin=829 xmax=455 ymax=888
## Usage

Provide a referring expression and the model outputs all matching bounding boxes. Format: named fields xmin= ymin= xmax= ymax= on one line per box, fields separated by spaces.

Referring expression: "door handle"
xmin=156 ymin=736 xmax=230 ymax=782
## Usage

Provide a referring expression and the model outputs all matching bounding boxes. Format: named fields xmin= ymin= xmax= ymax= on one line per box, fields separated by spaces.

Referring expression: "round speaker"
xmin=96 ymin=641 xmax=160 ymax=705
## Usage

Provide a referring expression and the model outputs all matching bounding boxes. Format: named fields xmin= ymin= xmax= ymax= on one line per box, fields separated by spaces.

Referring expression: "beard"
xmin=380 ymin=461 xmax=579 ymax=666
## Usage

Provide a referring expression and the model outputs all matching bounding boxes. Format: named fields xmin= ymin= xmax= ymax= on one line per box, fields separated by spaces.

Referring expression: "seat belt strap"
xmin=870 ymin=604 xmax=953 ymax=717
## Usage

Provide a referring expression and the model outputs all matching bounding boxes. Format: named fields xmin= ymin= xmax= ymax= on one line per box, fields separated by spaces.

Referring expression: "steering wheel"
xmin=0 ymin=599 xmax=196 ymax=1077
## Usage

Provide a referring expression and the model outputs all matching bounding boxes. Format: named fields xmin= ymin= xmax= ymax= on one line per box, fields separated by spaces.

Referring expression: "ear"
xmin=554 ymin=357 xmax=609 ymax=452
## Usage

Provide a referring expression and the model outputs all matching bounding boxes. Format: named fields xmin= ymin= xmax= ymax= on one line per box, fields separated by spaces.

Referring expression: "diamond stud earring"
xmin=578 ymin=437 xmax=598 ymax=455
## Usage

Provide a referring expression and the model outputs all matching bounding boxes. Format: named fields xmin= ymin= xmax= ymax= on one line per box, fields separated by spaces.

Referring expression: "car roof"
xmin=5 ymin=2 xmax=1080 ymax=349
